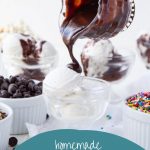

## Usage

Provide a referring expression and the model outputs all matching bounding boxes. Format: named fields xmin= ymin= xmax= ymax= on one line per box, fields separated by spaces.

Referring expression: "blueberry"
xmin=1 ymin=82 xmax=9 ymax=90
xmin=37 ymin=82 xmax=42 ymax=87
xmin=9 ymin=137 xmax=18 ymax=147
xmin=24 ymin=93 xmax=31 ymax=98
xmin=0 ymin=78 xmax=3 ymax=85
xmin=28 ymin=81 xmax=35 ymax=92
xmin=8 ymin=84 xmax=17 ymax=95
xmin=33 ymin=85 xmax=40 ymax=91
xmin=13 ymin=92 xmax=23 ymax=98
xmin=0 ymin=76 xmax=4 ymax=79
xmin=23 ymin=91 xmax=31 ymax=98
xmin=19 ymin=85 xmax=26 ymax=92
xmin=9 ymin=76 xmax=17 ymax=83
xmin=1 ymin=90 xmax=10 ymax=98
xmin=5 ymin=78 xmax=10 ymax=83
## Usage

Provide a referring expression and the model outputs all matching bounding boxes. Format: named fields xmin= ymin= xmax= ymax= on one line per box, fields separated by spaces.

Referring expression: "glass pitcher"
xmin=59 ymin=0 xmax=135 ymax=41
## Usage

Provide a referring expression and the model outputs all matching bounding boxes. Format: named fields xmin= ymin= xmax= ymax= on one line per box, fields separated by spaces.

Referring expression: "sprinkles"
xmin=126 ymin=92 xmax=150 ymax=114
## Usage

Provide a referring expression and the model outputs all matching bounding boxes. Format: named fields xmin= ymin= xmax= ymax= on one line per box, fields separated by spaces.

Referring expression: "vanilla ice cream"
xmin=1 ymin=33 xmax=58 ymax=80
xmin=44 ymin=67 xmax=81 ymax=93
xmin=81 ymin=39 xmax=132 ymax=82
xmin=43 ymin=67 xmax=110 ymax=121
xmin=81 ymin=39 xmax=114 ymax=77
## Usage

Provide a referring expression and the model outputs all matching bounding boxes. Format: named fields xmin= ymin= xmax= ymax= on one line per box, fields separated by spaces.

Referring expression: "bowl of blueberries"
xmin=0 ymin=75 xmax=47 ymax=134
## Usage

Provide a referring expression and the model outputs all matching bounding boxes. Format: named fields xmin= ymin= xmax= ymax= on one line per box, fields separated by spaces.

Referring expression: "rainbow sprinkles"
xmin=126 ymin=92 xmax=150 ymax=114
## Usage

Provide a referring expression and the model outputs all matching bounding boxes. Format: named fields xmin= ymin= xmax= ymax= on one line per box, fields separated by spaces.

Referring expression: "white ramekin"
xmin=0 ymin=95 xmax=47 ymax=134
xmin=123 ymin=103 xmax=150 ymax=150
xmin=0 ymin=102 xmax=13 ymax=150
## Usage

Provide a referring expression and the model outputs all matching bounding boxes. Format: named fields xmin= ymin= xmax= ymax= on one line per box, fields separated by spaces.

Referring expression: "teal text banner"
xmin=16 ymin=130 xmax=144 ymax=150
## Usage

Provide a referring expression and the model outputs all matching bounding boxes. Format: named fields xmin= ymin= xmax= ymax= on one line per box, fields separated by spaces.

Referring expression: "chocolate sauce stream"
xmin=60 ymin=0 xmax=134 ymax=73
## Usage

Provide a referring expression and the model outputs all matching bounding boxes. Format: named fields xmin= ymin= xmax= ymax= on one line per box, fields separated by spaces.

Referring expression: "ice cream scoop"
xmin=0 ymin=33 xmax=58 ymax=80
xmin=81 ymin=39 xmax=134 ymax=82
xmin=2 ymin=33 xmax=57 ymax=59
xmin=81 ymin=40 xmax=114 ymax=76
xmin=43 ymin=67 xmax=81 ymax=95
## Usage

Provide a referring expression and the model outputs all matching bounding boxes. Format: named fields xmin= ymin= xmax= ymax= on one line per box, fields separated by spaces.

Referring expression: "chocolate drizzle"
xmin=60 ymin=0 xmax=134 ymax=73
xmin=20 ymin=37 xmax=46 ymax=65
xmin=19 ymin=35 xmax=46 ymax=80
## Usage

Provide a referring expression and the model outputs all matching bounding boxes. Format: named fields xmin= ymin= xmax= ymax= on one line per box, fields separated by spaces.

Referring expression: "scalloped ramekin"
xmin=123 ymin=103 xmax=150 ymax=150
xmin=0 ymin=95 xmax=47 ymax=134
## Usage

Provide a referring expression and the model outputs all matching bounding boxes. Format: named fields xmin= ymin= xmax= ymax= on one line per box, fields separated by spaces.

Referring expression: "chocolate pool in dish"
xmin=81 ymin=39 xmax=134 ymax=82
xmin=1 ymin=33 xmax=58 ymax=81
xmin=137 ymin=34 xmax=150 ymax=69
xmin=60 ymin=0 xmax=135 ymax=73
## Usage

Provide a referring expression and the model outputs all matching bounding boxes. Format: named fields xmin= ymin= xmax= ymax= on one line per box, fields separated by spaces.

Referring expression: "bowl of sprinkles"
xmin=123 ymin=92 xmax=150 ymax=150
xmin=0 ymin=102 xmax=13 ymax=150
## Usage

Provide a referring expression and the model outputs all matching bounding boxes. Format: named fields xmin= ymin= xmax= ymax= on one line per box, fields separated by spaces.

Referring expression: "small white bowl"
xmin=123 ymin=103 xmax=150 ymax=150
xmin=0 ymin=95 xmax=47 ymax=134
xmin=0 ymin=102 xmax=13 ymax=150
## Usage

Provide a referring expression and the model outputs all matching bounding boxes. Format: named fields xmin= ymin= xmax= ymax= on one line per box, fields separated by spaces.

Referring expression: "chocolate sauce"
xmin=137 ymin=34 xmax=150 ymax=68
xmin=19 ymin=35 xmax=46 ymax=80
xmin=20 ymin=69 xmax=45 ymax=81
xmin=102 ymin=55 xmax=129 ymax=82
xmin=20 ymin=37 xmax=46 ymax=60
xmin=60 ymin=0 xmax=135 ymax=73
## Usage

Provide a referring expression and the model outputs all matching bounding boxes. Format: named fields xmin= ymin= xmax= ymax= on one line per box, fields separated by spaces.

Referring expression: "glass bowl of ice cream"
xmin=81 ymin=39 xmax=135 ymax=83
xmin=0 ymin=33 xmax=58 ymax=81
xmin=43 ymin=67 xmax=110 ymax=122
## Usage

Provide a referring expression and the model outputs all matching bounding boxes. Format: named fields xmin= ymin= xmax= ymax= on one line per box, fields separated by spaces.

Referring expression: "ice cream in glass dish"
xmin=81 ymin=39 xmax=135 ymax=82
xmin=43 ymin=67 xmax=110 ymax=122
xmin=0 ymin=33 xmax=58 ymax=81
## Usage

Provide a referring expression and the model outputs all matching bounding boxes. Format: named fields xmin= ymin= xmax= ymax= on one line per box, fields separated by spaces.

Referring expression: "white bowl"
xmin=0 ymin=95 xmax=47 ymax=134
xmin=123 ymin=103 xmax=150 ymax=150
xmin=0 ymin=102 xmax=13 ymax=150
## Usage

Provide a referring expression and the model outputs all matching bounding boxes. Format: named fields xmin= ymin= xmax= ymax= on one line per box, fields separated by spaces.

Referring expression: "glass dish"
xmin=81 ymin=45 xmax=135 ymax=83
xmin=0 ymin=54 xmax=58 ymax=81
xmin=44 ymin=77 xmax=110 ymax=122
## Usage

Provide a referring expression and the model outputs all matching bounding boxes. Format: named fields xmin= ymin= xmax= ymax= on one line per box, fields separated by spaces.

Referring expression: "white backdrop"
xmin=0 ymin=0 xmax=149 ymax=86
